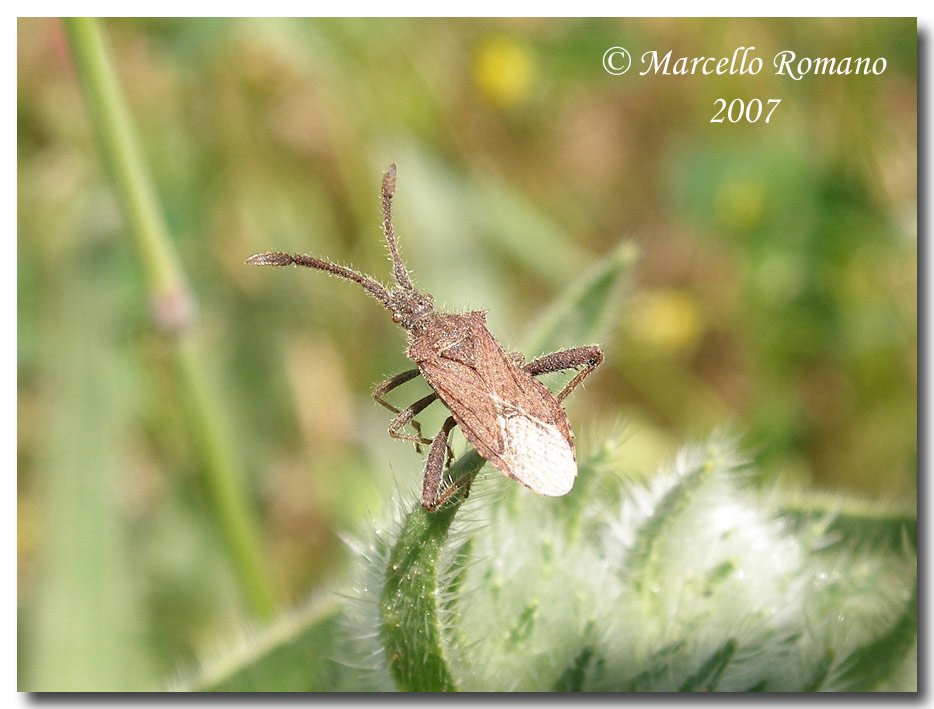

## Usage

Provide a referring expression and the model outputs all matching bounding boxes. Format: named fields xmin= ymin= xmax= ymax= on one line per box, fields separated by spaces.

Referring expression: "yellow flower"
xmin=472 ymin=35 xmax=536 ymax=109
xmin=630 ymin=289 xmax=703 ymax=353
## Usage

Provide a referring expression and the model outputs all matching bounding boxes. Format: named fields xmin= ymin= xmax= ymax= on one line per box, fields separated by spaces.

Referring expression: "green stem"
xmin=175 ymin=339 xmax=278 ymax=618
xmin=62 ymin=17 xmax=181 ymax=299
xmin=63 ymin=17 xmax=276 ymax=618
xmin=379 ymin=451 xmax=485 ymax=691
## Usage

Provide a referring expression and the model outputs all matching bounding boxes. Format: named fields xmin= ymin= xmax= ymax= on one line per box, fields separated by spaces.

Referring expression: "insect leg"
xmin=373 ymin=368 xmax=422 ymax=414
xmin=374 ymin=369 xmax=435 ymax=449
xmin=522 ymin=345 xmax=605 ymax=402
xmin=422 ymin=416 xmax=473 ymax=512
xmin=387 ymin=393 xmax=438 ymax=451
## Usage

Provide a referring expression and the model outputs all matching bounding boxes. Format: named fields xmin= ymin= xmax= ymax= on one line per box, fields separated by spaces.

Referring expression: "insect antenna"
xmin=380 ymin=163 xmax=416 ymax=292
xmin=246 ymin=251 xmax=390 ymax=306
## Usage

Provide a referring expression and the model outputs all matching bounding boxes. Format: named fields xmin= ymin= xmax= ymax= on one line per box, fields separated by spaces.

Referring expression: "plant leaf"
xmin=832 ymin=586 xmax=917 ymax=691
xmin=677 ymin=639 xmax=737 ymax=691
xmin=186 ymin=596 xmax=344 ymax=692
xmin=523 ymin=240 xmax=636 ymax=357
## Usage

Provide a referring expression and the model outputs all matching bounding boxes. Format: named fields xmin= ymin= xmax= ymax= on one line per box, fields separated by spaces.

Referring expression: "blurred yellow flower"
xmin=472 ymin=35 xmax=536 ymax=108
xmin=629 ymin=289 xmax=703 ymax=353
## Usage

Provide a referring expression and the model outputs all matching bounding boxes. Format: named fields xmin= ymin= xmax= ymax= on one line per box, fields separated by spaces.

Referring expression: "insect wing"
xmin=492 ymin=398 xmax=577 ymax=496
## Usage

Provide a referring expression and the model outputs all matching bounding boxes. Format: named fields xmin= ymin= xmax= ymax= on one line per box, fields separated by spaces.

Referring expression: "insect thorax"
xmin=407 ymin=310 xmax=487 ymax=357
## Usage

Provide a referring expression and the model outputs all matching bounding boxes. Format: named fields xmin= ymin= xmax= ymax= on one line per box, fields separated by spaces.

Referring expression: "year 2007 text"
xmin=711 ymin=98 xmax=781 ymax=124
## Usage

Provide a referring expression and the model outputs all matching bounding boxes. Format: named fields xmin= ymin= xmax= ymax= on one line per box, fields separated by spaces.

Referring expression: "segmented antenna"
xmin=381 ymin=163 xmax=415 ymax=291
xmin=246 ymin=251 xmax=390 ymax=305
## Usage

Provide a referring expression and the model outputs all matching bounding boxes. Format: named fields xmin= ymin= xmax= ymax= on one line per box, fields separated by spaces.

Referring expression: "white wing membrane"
xmin=494 ymin=398 xmax=577 ymax=497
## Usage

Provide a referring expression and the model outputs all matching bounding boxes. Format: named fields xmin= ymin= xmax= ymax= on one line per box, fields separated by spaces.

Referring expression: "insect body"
xmin=248 ymin=165 xmax=603 ymax=511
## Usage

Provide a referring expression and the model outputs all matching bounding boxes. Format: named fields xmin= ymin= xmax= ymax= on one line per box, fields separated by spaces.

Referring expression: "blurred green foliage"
xmin=17 ymin=18 xmax=915 ymax=690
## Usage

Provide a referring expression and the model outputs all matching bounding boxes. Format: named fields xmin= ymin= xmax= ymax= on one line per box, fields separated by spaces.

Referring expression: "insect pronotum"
xmin=248 ymin=165 xmax=603 ymax=511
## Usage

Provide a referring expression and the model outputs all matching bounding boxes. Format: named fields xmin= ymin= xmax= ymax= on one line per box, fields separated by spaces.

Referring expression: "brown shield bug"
xmin=248 ymin=164 xmax=603 ymax=511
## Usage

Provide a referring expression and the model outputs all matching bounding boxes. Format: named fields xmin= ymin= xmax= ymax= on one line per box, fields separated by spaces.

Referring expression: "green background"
xmin=17 ymin=17 xmax=916 ymax=690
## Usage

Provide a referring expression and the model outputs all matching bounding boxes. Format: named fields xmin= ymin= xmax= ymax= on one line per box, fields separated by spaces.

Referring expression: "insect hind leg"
xmin=523 ymin=345 xmax=604 ymax=402
xmin=422 ymin=417 xmax=471 ymax=512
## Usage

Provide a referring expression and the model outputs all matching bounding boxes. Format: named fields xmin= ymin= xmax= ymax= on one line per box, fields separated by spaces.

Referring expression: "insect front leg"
xmin=387 ymin=393 xmax=438 ymax=451
xmin=373 ymin=368 xmax=422 ymax=413
xmin=523 ymin=345 xmax=604 ymax=402
xmin=422 ymin=417 xmax=472 ymax=512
